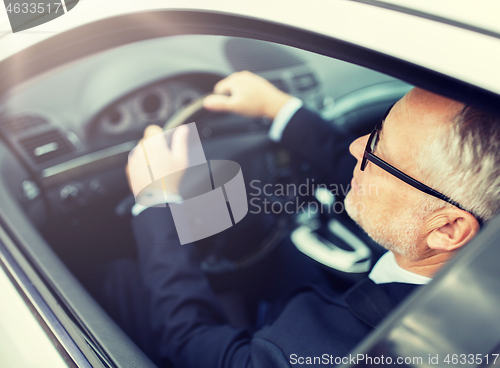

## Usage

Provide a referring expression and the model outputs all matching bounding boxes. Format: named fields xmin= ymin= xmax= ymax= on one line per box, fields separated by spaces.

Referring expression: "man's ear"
xmin=426 ymin=208 xmax=480 ymax=252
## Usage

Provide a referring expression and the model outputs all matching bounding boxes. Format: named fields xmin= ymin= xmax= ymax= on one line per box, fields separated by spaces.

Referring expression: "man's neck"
xmin=393 ymin=251 xmax=451 ymax=278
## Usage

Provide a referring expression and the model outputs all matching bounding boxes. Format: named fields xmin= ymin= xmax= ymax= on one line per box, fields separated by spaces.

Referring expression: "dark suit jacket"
xmin=132 ymin=108 xmax=420 ymax=367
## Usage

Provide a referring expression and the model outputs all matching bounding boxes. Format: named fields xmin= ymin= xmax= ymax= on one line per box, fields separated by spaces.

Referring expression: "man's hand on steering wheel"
xmin=203 ymin=71 xmax=293 ymax=119
xmin=126 ymin=71 xmax=290 ymax=197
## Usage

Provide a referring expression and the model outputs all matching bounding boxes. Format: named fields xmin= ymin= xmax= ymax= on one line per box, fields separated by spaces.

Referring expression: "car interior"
xmin=0 ymin=26 xmax=423 ymax=366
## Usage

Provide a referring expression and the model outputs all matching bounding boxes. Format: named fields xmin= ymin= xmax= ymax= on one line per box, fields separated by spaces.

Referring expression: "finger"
xmin=125 ymin=164 xmax=133 ymax=191
xmin=128 ymin=144 xmax=144 ymax=165
xmin=140 ymin=125 xmax=166 ymax=166
xmin=143 ymin=124 xmax=163 ymax=139
xmin=203 ymin=94 xmax=233 ymax=111
xmin=171 ymin=125 xmax=190 ymax=167
xmin=213 ymin=74 xmax=238 ymax=95
xmin=127 ymin=145 xmax=151 ymax=196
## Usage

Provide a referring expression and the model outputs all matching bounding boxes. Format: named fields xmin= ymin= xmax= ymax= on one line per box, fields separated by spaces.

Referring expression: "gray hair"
xmin=419 ymin=105 xmax=500 ymax=223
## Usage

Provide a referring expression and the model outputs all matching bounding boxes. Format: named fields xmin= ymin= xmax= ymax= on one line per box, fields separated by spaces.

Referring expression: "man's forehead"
xmin=404 ymin=88 xmax=463 ymax=127
xmin=379 ymin=88 xmax=462 ymax=174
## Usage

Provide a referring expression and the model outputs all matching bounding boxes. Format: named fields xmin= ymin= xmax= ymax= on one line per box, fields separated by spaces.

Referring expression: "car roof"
xmin=0 ymin=0 xmax=500 ymax=96
xmin=370 ymin=0 xmax=500 ymax=35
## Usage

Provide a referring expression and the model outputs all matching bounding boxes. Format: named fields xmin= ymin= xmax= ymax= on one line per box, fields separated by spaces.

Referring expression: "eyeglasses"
xmin=361 ymin=104 xmax=478 ymax=221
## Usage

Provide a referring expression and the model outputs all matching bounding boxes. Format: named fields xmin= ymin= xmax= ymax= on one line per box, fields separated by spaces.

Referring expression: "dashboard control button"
xmin=60 ymin=184 xmax=79 ymax=202
xmin=89 ymin=179 xmax=106 ymax=195
xmin=59 ymin=183 xmax=86 ymax=207
xmin=21 ymin=180 xmax=40 ymax=200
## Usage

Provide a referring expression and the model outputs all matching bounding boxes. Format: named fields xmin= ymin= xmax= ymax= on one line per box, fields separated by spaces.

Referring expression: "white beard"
xmin=344 ymin=190 xmax=424 ymax=260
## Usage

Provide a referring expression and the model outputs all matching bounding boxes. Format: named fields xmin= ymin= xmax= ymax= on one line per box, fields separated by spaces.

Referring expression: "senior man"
xmin=121 ymin=71 xmax=499 ymax=367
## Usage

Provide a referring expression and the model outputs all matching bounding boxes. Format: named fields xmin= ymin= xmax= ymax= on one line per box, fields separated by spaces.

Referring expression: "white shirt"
xmin=369 ymin=251 xmax=431 ymax=285
xmin=268 ymin=97 xmax=304 ymax=142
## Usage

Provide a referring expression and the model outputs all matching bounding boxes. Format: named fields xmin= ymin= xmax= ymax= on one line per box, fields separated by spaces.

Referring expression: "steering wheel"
xmin=162 ymin=95 xmax=291 ymax=274
xmin=163 ymin=93 xmax=211 ymax=130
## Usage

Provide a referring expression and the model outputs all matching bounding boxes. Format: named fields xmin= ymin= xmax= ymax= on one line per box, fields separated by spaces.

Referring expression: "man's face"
xmin=344 ymin=88 xmax=462 ymax=258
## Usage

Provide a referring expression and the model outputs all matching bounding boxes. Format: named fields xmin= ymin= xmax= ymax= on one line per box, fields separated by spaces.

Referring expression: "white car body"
xmin=1 ymin=0 xmax=500 ymax=93
xmin=0 ymin=1 xmax=499 ymax=367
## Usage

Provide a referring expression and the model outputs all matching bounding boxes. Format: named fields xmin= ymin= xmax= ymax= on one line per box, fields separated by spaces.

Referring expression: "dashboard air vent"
xmin=269 ymin=79 xmax=289 ymax=93
xmin=225 ymin=38 xmax=304 ymax=72
xmin=292 ymin=73 xmax=318 ymax=92
xmin=1 ymin=115 xmax=49 ymax=134
xmin=19 ymin=130 xmax=75 ymax=164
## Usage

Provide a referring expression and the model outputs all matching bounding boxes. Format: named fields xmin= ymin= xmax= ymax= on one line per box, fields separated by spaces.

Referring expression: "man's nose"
xmin=349 ymin=134 xmax=369 ymax=162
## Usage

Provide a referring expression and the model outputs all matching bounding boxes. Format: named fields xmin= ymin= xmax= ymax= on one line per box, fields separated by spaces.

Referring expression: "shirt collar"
xmin=369 ymin=251 xmax=432 ymax=285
